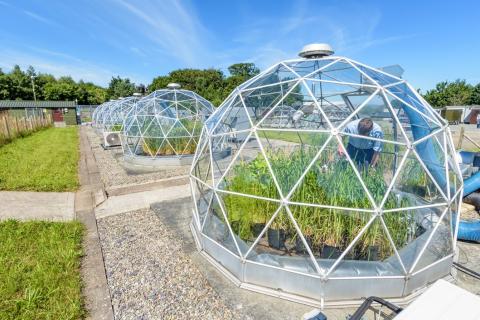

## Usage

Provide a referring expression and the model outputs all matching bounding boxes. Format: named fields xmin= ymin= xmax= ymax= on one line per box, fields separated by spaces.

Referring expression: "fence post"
xmin=4 ymin=116 xmax=11 ymax=139
xmin=456 ymin=126 xmax=465 ymax=150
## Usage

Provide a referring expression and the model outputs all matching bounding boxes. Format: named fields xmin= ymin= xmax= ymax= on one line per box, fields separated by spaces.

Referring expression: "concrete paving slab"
xmin=0 ymin=191 xmax=75 ymax=221
xmin=95 ymin=184 xmax=190 ymax=219
xmin=78 ymin=126 xmax=114 ymax=320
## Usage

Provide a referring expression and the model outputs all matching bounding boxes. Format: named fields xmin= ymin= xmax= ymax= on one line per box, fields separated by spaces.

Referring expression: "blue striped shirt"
xmin=342 ymin=119 xmax=384 ymax=152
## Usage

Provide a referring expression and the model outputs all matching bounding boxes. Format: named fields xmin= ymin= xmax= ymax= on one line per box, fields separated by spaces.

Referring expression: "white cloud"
xmin=0 ymin=48 xmax=148 ymax=86
xmin=23 ymin=10 xmax=59 ymax=27
xmin=110 ymin=0 xmax=212 ymax=66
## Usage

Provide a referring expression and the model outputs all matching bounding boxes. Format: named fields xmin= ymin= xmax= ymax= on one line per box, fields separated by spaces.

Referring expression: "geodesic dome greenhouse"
xmin=93 ymin=100 xmax=116 ymax=132
xmin=190 ymin=45 xmax=463 ymax=303
xmin=99 ymin=96 xmax=138 ymax=133
xmin=121 ymin=84 xmax=214 ymax=165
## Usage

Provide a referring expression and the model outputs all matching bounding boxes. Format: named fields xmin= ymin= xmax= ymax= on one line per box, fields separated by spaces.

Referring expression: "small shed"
xmin=439 ymin=105 xmax=480 ymax=124
xmin=0 ymin=100 xmax=78 ymax=125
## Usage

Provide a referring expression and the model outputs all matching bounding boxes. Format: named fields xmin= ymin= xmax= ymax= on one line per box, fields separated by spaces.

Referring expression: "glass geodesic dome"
xmin=121 ymin=84 xmax=214 ymax=161
xmin=190 ymin=45 xmax=463 ymax=303
xmin=92 ymin=102 xmax=107 ymax=129
xmin=99 ymin=96 xmax=138 ymax=133
xmin=93 ymin=101 xmax=115 ymax=131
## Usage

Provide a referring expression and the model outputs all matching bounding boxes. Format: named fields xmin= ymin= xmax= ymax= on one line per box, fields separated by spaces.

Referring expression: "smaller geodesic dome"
xmin=99 ymin=96 xmax=138 ymax=133
xmin=190 ymin=43 xmax=463 ymax=304
xmin=93 ymin=101 xmax=115 ymax=131
xmin=92 ymin=102 xmax=106 ymax=127
xmin=121 ymin=84 xmax=214 ymax=163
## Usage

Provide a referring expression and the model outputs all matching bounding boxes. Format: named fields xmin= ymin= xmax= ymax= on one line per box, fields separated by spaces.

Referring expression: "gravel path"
xmin=98 ymin=208 xmax=242 ymax=320
xmin=86 ymin=127 xmax=189 ymax=188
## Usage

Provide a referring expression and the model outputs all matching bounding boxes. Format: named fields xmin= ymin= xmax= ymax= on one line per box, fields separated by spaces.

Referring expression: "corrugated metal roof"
xmin=0 ymin=100 xmax=77 ymax=109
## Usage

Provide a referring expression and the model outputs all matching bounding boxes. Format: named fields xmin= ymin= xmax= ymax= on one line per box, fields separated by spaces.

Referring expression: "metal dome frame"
xmin=189 ymin=54 xmax=463 ymax=304
xmin=121 ymin=87 xmax=214 ymax=165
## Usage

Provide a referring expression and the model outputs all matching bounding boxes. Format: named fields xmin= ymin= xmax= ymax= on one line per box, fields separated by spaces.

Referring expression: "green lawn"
xmin=0 ymin=127 xmax=79 ymax=191
xmin=0 ymin=220 xmax=84 ymax=320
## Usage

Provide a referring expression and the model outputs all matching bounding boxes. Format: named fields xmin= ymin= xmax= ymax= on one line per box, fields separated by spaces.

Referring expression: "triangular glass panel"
xmin=385 ymin=87 xmax=440 ymax=134
xmin=327 ymin=215 xmax=405 ymax=277
xmin=388 ymin=150 xmax=446 ymax=209
xmin=352 ymin=62 xmax=402 ymax=86
xmin=290 ymin=136 xmax=376 ymax=210
xmin=357 ymin=143 xmax=408 ymax=206
xmin=245 ymin=206 xmax=319 ymax=275
xmin=126 ymin=136 xmax=141 ymax=154
xmin=410 ymin=208 xmax=453 ymax=274
xmin=202 ymin=192 xmax=242 ymax=256
xmin=215 ymin=192 xmax=280 ymax=257
xmin=153 ymin=117 xmax=173 ymax=137
xmin=212 ymin=96 xmax=251 ymax=137
xmin=192 ymin=140 xmax=213 ymax=187
xmin=139 ymin=137 xmax=157 ymax=157
xmin=245 ymin=64 xmax=294 ymax=90
xmin=276 ymin=63 xmax=300 ymax=81
xmin=166 ymin=137 xmax=195 ymax=155
xmin=258 ymin=80 xmax=330 ymax=130
xmin=242 ymin=80 xmax=300 ymax=125
xmin=217 ymin=135 xmax=281 ymax=199
xmin=308 ymin=60 xmax=366 ymax=85
xmin=192 ymin=180 xmax=214 ymax=228
xmin=210 ymin=133 xmax=239 ymax=183
xmin=284 ymin=58 xmax=337 ymax=77
xmin=257 ymin=130 xmax=330 ymax=196
xmin=141 ymin=116 xmax=162 ymax=138
xmin=302 ymin=80 xmax=369 ymax=128
xmin=167 ymin=121 xmax=190 ymax=138
xmin=335 ymin=91 xmax=405 ymax=143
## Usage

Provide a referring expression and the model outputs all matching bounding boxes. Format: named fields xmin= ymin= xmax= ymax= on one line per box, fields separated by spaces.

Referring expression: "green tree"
xmin=228 ymin=63 xmax=260 ymax=78
xmin=424 ymin=79 xmax=473 ymax=108
xmin=43 ymin=78 xmax=78 ymax=101
xmin=107 ymin=76 xmax=136 ymax=99
xmin=470 ymin=83 xmax=480 ymax=105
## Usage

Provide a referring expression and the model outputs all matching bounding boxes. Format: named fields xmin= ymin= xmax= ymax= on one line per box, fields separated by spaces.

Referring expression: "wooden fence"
xmin=0 ymin=114 xmax=53 ymax=146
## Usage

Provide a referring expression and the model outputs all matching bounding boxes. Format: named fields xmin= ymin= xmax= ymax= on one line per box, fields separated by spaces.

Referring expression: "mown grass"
xmin=0 ymin=220 xmax=85 ymax=320
xmin=0 ymin=127 xmax=79 ymax=191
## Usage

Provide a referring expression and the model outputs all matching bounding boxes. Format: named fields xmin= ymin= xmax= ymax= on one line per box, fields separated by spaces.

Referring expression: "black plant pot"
xmin=295 ymin=236 xmax=313 ymax=254
xmin=252 ymin=223 xmax=266 ymax=238
xmin=321 ymin=245 xmax=341 ymax=259
xmin=230 ymin=221 xmax=240 ymax=234
xmin=267 ymin=228 xmax=286 ymax=250
xmin=366 ymin=245 xmax=379 ymax=261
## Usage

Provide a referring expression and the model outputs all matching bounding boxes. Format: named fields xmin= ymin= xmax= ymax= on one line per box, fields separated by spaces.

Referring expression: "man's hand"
xmin=370 ymin=151 xmax=380 ymax=167
xmin=337 ymin=144 xmax=345 ymax=156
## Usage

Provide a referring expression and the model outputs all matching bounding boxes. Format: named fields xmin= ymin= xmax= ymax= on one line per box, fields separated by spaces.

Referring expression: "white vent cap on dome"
xmin=299 ymin=43 xmax=334 ymax=58
xmin=167 ymin=83 xmax=181 ymax=89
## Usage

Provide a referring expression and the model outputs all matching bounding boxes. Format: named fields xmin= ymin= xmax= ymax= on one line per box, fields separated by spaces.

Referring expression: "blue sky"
xmin=0 ymin=0 xmax=478 ymax=91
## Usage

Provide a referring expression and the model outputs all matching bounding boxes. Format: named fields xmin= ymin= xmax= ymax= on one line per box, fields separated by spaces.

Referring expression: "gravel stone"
xmin=98 ymin=208 xmax=242 ymax=320
xmin=86 ymin=127 xmax=189 ymax=188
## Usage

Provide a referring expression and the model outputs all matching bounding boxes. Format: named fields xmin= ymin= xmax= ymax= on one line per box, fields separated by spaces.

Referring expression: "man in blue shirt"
xmin=338 ymin=118 xmax=384 ymax=167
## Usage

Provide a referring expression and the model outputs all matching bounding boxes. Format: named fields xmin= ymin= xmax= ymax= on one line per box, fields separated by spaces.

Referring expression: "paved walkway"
xmin=0 ymin=190 xmax=75 ymax=221
xmin=76 ymin=126 xmax=114 ymax=320
xmin=95 ymin=184 xmax=190 ymax=219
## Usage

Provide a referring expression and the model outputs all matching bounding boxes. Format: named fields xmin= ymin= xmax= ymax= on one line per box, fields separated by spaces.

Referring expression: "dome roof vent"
xmin=298 ymin=43 xmax=334 ymax=58
xmin=167 ymin=83 xmax=181 ymax=89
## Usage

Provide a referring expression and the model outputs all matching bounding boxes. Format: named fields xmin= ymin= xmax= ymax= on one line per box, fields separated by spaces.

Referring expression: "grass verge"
xmin=0 ymin=220 xmax=84 ymax=320
xmin=0 ymin=127 xmax=79 ymax=191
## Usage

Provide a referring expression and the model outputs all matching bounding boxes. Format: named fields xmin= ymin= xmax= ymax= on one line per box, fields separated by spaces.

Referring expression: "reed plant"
xmin=223 ymin=145 xmax=416 ymax=260
xmin=142 ymin=119 xmax=201 ymax=156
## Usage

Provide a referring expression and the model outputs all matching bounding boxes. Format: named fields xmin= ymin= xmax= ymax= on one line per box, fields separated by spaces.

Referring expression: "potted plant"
xmin=267 ymin=215 xmax=288 ymax=250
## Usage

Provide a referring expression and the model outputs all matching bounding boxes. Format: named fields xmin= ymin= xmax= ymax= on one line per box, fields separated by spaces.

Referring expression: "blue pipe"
xmin=398 ymin=95 xmax=480 ymax=242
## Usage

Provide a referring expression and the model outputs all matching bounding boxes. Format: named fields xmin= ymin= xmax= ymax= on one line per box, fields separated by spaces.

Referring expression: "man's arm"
xmin=371 ymin=127 xmax=383 ymax=167
xmin=371 ymin=151 xmax=380 ymax=167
